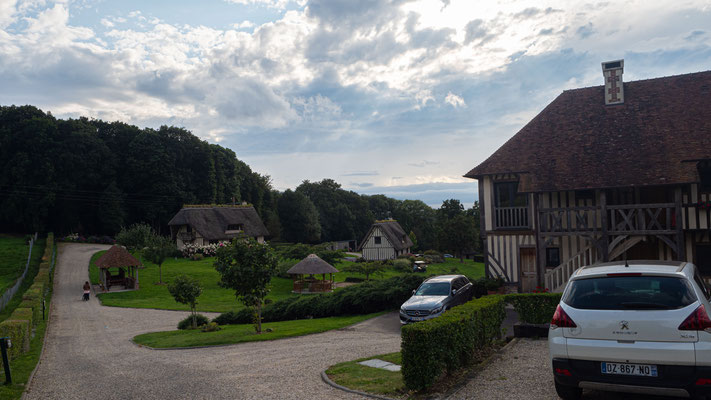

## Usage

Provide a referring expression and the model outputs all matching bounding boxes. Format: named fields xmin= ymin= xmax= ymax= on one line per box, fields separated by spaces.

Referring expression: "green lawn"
xmin=326 ymin=352 xmax=406 ymax=397
xmin=89 ymin=252 xmax=484 ymax=313
xmin=0 ymin=235 xmax=38 ymax=293
xmin=133 ymin=312 xmax=383 ymax=348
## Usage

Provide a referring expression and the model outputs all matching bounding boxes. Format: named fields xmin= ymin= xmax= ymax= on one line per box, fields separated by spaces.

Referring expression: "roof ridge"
xmin=562 ymin=69 xmax=711 ymax=93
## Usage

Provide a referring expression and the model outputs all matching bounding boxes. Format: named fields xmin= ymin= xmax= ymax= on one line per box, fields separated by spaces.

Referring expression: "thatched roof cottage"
xmin=168 ymin=205 xmax=269 ymax=249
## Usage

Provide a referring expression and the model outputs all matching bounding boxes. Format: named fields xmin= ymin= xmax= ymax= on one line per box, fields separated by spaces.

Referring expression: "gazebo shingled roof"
xmin=287 ymin=254 xmax=339 ymax=275
xmin=95 ymin=245 xmax=144 ymax=269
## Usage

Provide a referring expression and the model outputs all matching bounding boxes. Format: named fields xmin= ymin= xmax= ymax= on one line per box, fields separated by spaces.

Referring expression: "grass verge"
xmin=133 ymin=312 xmax=384 ymax=348
xmin=326 ymin=352 xmax=406 ymax=397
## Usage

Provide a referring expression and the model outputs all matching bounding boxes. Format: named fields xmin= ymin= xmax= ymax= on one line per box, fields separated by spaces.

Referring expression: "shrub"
xmin=177 ymin=314 xmax=209 ymax=330
xmin=344 ymin=277 xmax=364 ymax=283
xmin=505 ymin=293 xmax=562 ymax=324
xmin=393 ymin=259 xmax=413 ymax=273
xmin=214 ymin=275 xmax=424 ymax=325
xmin=276 ymin=260 xmax=297 ymax=279
xmin=0 ymin=319 xmax=30 ymax=360
xmin=11 ymin=307 xmax=34 ymax=333
xmin=201 ymin=322 xmax=221 ymax=332
xmin=471 ymin=278 xmax=488 ymax=298
xmin=20 ymin=298 xmax=42 ymax=323
xmin=190 ymin=253 xmax=204 ymax=261
xmin=401 ymin=295 xmax=506 ymax=391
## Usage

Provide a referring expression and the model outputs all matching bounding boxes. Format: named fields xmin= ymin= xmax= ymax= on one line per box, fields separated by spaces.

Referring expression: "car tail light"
xmin=555 ymin=368 xmax=572 ymax=376
xmin=679 ymin=304 xmax=711 ymax=332
xmin=696 ymin=378 xmax=711 ymax=386
xmin=551 ymin=305 xmax=577 ymax=329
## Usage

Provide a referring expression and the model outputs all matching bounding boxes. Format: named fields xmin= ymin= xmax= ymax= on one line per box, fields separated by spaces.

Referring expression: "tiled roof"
xmin=464 ymin=70 xmax=711 ymax=192
xmin=95 ymin=245 xmax=143 ymax=269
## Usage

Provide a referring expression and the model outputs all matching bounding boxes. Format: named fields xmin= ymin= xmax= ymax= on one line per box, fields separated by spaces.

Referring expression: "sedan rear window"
xmin=564 ymin=276 xmax=697 ymax=310
xmin=416 ymin=282 xmax=450 ymax=296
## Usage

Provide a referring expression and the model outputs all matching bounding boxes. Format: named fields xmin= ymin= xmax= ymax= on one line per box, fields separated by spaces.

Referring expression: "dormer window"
xmin=225 ymin=224 xmax=244 ymax=233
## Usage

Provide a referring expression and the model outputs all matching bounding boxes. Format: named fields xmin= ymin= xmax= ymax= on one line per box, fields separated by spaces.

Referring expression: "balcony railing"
xmin=494 ymin=206 xmax=529 ymax=229
xmin=538 ymin=203 xmax=677 ymax=235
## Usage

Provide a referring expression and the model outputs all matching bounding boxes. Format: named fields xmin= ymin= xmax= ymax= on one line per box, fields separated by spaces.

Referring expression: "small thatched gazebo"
xmin=287 ymin=254 xmax=339 ymax=293
xmin=95 ymin=245 xmax=144 ymax=291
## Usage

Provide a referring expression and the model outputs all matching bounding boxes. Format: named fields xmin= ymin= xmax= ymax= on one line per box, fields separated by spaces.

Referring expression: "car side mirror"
xmin=452 ymin=289 xmax=457 ymax=295
xmin=412 ymin=289 xmax=416 ymax=295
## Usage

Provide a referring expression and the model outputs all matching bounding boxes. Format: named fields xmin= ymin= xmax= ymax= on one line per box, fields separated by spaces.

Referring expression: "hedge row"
xmin=0 ymin=233 xmax=54 ymax=362
xmin=401 ymin=295 xmax=506 ymax=390
xmin=505 ymin=293 xmax=562 ymax=324
xmin=214 ymin=275 xmax=425 ymax=325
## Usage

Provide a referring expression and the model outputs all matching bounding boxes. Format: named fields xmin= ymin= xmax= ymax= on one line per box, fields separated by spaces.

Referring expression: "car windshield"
xmin=564 ymin=276 xmax=697 ymax=310
xmin=415 ymin=282 xmax=450 ymax=296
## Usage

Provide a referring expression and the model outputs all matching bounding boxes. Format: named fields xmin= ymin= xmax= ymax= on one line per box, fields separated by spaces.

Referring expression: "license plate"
xmin=411 ymin=317 xmax=423 ymax=321
xmin=601 ymin=362 xmax=657 ymax=377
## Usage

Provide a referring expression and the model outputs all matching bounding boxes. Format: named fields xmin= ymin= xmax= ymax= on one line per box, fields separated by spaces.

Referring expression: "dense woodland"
xmin=0 ymin=105 xmax=479 ymax=254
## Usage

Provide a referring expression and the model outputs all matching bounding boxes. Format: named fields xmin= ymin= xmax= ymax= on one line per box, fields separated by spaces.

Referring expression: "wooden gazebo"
xmin=95 ymin=245 xmax=144 ymax=291
xmin=287 ymin=254 xmax=339 ymax=293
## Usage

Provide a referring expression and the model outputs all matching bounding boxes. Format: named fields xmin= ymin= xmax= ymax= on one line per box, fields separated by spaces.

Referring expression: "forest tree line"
xmin=0 ymin=105 xmax=479 ymax=254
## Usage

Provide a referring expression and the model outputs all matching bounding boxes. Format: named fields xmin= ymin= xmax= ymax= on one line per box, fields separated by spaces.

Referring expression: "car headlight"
xmin=400 ymin=307 xmax=407 ymax=314
xmin=430 ymin=305 xmax=444 ymax=315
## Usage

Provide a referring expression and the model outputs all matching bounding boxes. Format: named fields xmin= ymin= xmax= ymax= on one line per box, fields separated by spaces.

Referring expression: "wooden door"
xmin=520 ymin=248 xmax=537 ymax=292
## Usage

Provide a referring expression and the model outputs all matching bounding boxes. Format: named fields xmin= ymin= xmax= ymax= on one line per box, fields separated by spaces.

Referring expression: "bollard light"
xmin=5 ymin=339 xmax=10 ymax=348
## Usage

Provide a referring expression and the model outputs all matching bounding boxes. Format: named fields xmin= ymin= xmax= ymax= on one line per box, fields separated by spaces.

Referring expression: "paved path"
xmin=26 ymin=243 xmax=402 ymax=400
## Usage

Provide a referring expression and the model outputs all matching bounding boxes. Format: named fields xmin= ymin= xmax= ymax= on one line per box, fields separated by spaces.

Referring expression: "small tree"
xmin=168 ymin=274 xmax=203 ymax=328
xmin=115 ymin=223 xmax=154 ymax=252
xmin=214 ymin=238 xmax=278 ymax=333
xmin=143 ymin=234 xmax=176 ymax=284
xmin=342 ymin=261 xmax=386 ymax=281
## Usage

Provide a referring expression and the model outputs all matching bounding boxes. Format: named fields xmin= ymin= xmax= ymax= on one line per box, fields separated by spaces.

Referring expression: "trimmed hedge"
xmin=10 ymin=307 xmax=33 ymax=333
xmin=214 ymin=275 xmax=424 ymax=325
xmin=0 ymin=319 xmax=30 ymax=360
xmin=19 ymin=298 xmax=42 ymax=324
xmin=401 ymin=295 xmax=506 ymax=391
xmin=505 ymin=293 xmax=562 ymax=324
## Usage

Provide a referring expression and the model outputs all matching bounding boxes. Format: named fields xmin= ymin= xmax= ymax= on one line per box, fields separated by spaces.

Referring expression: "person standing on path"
xmin=82 ymin=281 xmax=90 ymax=301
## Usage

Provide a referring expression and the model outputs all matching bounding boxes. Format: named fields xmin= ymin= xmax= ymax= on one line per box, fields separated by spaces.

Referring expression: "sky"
xmin=1 ymin=0 xmax=710 ymax=208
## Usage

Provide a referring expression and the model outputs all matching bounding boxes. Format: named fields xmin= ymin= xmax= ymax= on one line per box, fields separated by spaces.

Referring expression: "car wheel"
xmin=554 ymin=381 xmax=582 ymax=400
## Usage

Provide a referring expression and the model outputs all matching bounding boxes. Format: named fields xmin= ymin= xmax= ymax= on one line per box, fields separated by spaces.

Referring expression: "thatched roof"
xmin=358 ymin=220 xmax=413 ymax=252
xmin=95 ymin=245 xmax=143 ymax=269
xmin=465 ymin=70 xmax=711 ymax=192
xmin=167 ymin=205 xmax=269 ymax=240
xmin=287 ymin=254 xmax=339 ymax=275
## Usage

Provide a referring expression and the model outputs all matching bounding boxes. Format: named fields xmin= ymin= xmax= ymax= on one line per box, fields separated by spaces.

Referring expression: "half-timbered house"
xmin=465 ymin=61 xmax=711 ymax=292
xmin=358 ymin=220 xmax=413 ymax=260
xmin=168 ymin=205 xmax=269 ymax=250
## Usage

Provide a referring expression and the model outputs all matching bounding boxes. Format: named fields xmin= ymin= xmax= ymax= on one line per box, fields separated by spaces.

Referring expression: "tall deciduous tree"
xmin=115 ymin=223 xmax=154 ymax=252
xmin=277 ymin=189 xmax=321 ymax=243
xmin=214 ymin=239 xmax=278 ymax=333
xmin=168 ymin=274 xmax=203 ymax=328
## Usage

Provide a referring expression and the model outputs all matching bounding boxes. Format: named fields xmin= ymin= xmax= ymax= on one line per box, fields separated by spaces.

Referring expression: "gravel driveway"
xmin=25 ymin=243 xmax=402 ymax=400
xmin=449 ymin=339 xmax=682 ymax=400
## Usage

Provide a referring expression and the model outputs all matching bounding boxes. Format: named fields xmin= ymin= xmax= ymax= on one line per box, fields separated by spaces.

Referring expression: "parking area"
xmin=449 ymin=339 xmax=681 ymax=400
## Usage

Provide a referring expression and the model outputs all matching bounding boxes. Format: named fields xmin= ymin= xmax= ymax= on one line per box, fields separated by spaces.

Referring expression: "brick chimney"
xmin=602 ymin=59 xmax=624 ymax=105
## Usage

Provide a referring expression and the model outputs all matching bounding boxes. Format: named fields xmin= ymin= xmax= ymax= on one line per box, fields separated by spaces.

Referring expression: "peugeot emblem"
xmin=620 ymin=321 xmax=629 ymax=330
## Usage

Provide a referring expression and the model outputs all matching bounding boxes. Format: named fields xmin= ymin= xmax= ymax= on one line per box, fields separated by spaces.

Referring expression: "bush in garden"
xmin=393 ymin=258 xmax=413 ymax=273
xmin=178 ymin=314 xmax=210 ymax=330
xmin=201 ymin=322 xmax=221 ymax=332
xmin=505 ymin=293 xmax=562 ymax=324
xmin=276 ymin=260 xmax=297 ymax=279
xmin=213 ymin=275 xmax=424 ymax=325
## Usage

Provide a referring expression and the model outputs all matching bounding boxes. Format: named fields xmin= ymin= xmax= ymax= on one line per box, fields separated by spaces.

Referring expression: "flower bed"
xmin=180 ymin=241 xmax=229 ymax=258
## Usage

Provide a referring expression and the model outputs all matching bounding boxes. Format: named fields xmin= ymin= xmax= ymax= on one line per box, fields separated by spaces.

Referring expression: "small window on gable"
xmin=546 ymin=247 xmax=561 ymax=268
xmin=699 ymin=162 xmax=711 ymax=193
xmin=374 ymin=236 xmax=382 ymax=245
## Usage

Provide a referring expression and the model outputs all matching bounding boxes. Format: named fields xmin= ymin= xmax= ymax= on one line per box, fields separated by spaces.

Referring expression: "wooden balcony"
xmin=494 ymin=206 xmax=529 ymax=229
xmin=538 ymin=203 xmax=677 ymax=235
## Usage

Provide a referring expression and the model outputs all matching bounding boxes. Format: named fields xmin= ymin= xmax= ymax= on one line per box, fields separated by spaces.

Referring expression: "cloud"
xmin=463 ymin=19 xmax=489 ymax=45
xmin=350 ymin=182 xmax=373 ymax=188
xmin=223 ymin=0 xmax=302 ymax=9
xmin=576 ymin=22 xmax=594 ymax=39
xmin=408 ymin=160 xmax=440 ymax=168
xmin=341 ymin=171 xmax=379 ymax=177
xmin=232 ymin=20 xmax=255 ymax=29
xmin=445 ymin=92 xmax=465 ymax=108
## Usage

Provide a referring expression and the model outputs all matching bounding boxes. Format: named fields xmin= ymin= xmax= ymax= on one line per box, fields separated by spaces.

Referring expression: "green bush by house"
xmin=401 ymin=295 xmax=506 ymax=391
xmin=214 ymin=275 xmax=424 ymax=325
xmin=505 ymin=293 xmax=562 ymax=324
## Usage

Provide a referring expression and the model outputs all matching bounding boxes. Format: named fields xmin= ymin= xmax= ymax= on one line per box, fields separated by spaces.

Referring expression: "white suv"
xmin=549 ymin=260 xmax=711 ymax=400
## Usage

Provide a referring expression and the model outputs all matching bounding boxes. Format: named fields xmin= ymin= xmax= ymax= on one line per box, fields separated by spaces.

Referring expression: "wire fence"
xmin=0 ymin=232 xmax=38 ymax=313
